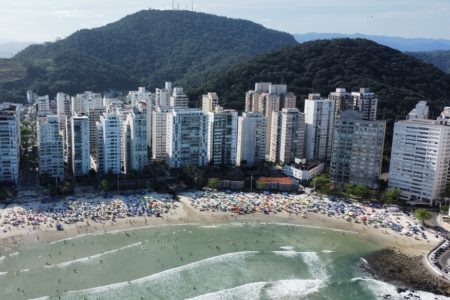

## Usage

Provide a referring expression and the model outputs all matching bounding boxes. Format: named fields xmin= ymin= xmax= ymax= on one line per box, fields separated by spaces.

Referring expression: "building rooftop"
xmin=256 ymin=177 xmax=294 ymax=184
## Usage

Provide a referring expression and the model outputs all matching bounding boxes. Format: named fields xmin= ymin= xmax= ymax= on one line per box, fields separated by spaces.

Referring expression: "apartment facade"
xmin=304 ymin=94 xmax=336 ymax=162
xmin=38 ymin=115 xmax=64 ymax=181
xmin=236 ymin=112 xmax=266 ymax=166
xmin=330 ymin=111 xmax=386 ymax=189
xmin=207 ymin=107 xmax=238 ymax=165
xmin=71 ymin=116 xmax=90 ymax=177
xmin=0 ymin=104 xmax=21 ymax=184
xmin=166 ymin=109 xmax=208 ymax=168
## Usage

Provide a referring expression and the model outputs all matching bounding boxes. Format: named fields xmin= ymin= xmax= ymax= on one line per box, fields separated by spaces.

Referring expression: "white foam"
xmin=300 ymin=252 xmax=328 ymax=279
xmin=266 ymin=279 xmax=324 ymax=299
xmin=9 ymin=251 xmax=19 ymax=257
xmin=46 ymin=242 xmax=142 ymax=268
xmin=321 ymin=250 xmax=334 ymax=253
xmin=279 ymin=246 xmax=294 ymax=251
xmin=19 ymin=268 xmax=30 ymax=273
xmin=360 ymin=257 xmax=368 ymax=264
xmin=0 ymin=271 xmax=7 ymax=277
xmin=187 ymin=281 xmax=267 ymax=300
xmin=62 ymin=251 xmax=258 ymax=297
xmin=28 ymin=297 xmax=49 ymax=300
xmin=273 ymin=250 xmax=301 ymax=258
xmin=353 ymin=277 xmax=448 ymax=300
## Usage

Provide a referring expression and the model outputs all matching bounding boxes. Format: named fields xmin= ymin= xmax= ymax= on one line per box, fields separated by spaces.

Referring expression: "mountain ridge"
xmin=0 ymin=9 xmax=297 ymax=103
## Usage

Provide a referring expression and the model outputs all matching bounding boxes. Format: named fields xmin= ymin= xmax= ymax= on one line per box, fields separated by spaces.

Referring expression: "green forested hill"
xmin=408 ymin=50 xmax=450 ymax=74
xmin=191 ymin=39 xmax=450 ymax=120
xmin=0 ymin=9 xmax=296 ymax=102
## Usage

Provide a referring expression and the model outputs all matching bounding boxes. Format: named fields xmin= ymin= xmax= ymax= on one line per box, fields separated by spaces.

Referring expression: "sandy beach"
xmin=0 ymin=191 xmax=441 ymax=258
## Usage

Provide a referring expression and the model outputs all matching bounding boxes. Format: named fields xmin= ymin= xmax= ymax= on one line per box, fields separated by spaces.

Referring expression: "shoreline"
xmin=0 ymin=195 xmax=441 ymax=258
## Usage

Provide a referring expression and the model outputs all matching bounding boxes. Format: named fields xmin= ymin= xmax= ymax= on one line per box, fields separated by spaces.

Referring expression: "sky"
xmin=0 ymin=0 xmax=450 ymax=42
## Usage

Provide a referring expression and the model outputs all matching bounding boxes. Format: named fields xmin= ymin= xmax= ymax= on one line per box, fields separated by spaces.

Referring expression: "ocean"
xmin=0 ymin=222 xmax=446 ymax=299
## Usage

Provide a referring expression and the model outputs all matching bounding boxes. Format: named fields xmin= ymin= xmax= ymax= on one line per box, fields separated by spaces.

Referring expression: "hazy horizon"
xmin=1 ymin=0 xmax=450 ymax=43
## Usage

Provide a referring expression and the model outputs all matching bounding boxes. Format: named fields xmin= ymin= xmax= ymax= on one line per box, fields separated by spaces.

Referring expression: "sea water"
xmin=0 ymin=222 xmax=446 ymax=300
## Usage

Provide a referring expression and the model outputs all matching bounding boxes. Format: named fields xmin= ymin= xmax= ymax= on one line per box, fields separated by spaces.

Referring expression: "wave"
xmin=0 ymin=271 xmax=7 ymax=277
xmin=9 ymin=251 xmax=19 ymax=257
xmin=321 ymin=250 xmax=334 ymax=253
xmin=45 ymin=242 xmax=142 ymax=269
xmin=187 ymin=279 xmax=324 ymax=300
xmin=352 ymin=277 xmax=447 ymax=300
xmin=266 ymin=279 xmax=324 ymax=299
xmin=300 ymin=252 xmax=328 ymax=279
xmin=273 ymin=250 xmax=301 ymax=258
xmin=61 ymin=251 xmax=258 ymax=297
xmin=279 ymin=246 xmax=294 ymax=250
xmin=187 ymin=281 xmax=267 ymax=299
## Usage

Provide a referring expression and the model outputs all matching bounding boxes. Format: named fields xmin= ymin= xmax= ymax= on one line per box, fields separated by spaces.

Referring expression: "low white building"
xmin=283 ymin=159 xmax=325 ymax=183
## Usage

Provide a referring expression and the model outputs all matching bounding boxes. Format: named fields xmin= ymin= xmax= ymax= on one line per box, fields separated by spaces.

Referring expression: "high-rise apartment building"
xmin=389 ymin=102 xmax=450 ymax=206
xmin=125 ymin=108 xmax=148 ymax=172
xmin=206 ymin=107 xmax=238 ymax=165
xmin=170 ymin=87 xmax=189 ymax=108
xmin=0 ymin=104 xmax=21 ymax=184
xmin=72 ymin=92 xmax=103 ymax=115
xmin=269 ymin=108 xmax=305 ymax=164
xmin=352 ymin=88 xmax=378 ymax=121
xmin=56 ymin=93 xmax=71 ymax=131
xmin=96 ymin=112 xmax=121 ymax=175
xmin=236 ymin=112 xmax=266 ymax=166
xmin=38 ymin=115 xmax=64 ymax=181
xmin=304 ymin=94 xmax=336 ymax=162
xmin=37 ymin=95 xmax=50 ymax=113
xmin=155 ymin=82 xmax=172 ymax=107
xmin=152 ymin=107 xmax=172 ymax=161
xmin=202 ymin=92 xmax=219 ymax=113
xmin=166 ymin=109 xmax=208 ymax=168
xmin=329 ymin=88 xmax=352 ymax=118
xmin=330 ymin=111 xmax=385 ymax=189
xmin=71 ymin=116 xmax=90 ymax=177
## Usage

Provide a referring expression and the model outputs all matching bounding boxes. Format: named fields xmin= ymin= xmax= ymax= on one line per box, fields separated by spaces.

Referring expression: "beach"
xmin=0 ymin=191 xmax=441 ymax=257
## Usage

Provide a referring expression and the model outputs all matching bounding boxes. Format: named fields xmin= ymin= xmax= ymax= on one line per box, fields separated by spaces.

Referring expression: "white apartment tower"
xmin=352 ymin=88 xmax=378 ymax=121
xmin=125 ymin=108 xmax=148 ymax=172
xmin=38 ymin=115 xmax=64 ymax=181
xmin=37 ymin=95 xmax=50 ymax=113
xmin=202 ymin=92 xmax=219 ymax=113
xmin=330 ymin=111 xmax=386 ymax=189
xmin=155 ymin=82 xmax=172 ymax=107
xmin=389 ymin=102 xmax=450 ymax=206
xmin=304 ymin=94 xmax=336 ymax=162
xmin=0 ymin=104 xmax=21 ymax=184
xmin=407 ymin=101 xmax=429 ymax=120
xmin=96 ymin=112 xmax=121 ymax=175
xmin=207 ymin=107 xmax=238 ymax=165
xmin=71 ymin=116 xmax=90 ymax=177
xmin=166 ymin=109 xmax=208 ymax=168
xmin=152 ymin=107 xmax=172 ymax=161
xmin=236 ymin=112 xmax=266 ymax=166
xmin=269 ymin=108 xmax=305 ymax=164
xmin=127 ymin=87 xmax=153 ymax=148
xmin=72 ymin=92 xmax=103 ymax=115
xmin=170 ymin=87 xmax=189 ymax=108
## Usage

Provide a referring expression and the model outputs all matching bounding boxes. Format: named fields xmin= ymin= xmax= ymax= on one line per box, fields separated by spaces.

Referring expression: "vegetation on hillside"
xmin=408 ymin=50 xmax=450 ymax=74
xmin=0 ymin=9 xmax=296 ymax=103
xmin=191 ymin=39 xmax=450 ymax=120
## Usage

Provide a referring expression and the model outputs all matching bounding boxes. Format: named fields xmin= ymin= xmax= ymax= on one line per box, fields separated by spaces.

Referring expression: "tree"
xmin=207 ymin=178 xmax=220 ymax=189
xmin=415 ymin=208 xmax=432 ymax=224
xmin=382 ymin=188 xmax=401 ymax=204
xmin=99 ymin=179 xmax=111 ymax=192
